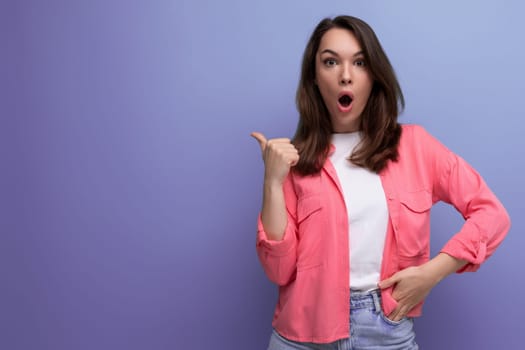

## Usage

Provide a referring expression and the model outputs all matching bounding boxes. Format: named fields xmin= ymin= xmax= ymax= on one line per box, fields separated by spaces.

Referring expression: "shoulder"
xmin=399 ymin=123 xmax=445 ymax=150
xmin=400 ymin=123 xmax=432 ymax=141
xmin=399 ymin=124 xmax=451 ymax=160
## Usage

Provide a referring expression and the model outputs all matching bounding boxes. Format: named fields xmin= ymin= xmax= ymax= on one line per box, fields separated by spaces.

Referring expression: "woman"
xmin=251 ymin=15 xmax=510 ymax=349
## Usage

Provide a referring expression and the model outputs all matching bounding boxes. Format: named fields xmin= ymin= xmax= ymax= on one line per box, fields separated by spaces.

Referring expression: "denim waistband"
xmin=350 ymin=289 xmax=382 ymax=313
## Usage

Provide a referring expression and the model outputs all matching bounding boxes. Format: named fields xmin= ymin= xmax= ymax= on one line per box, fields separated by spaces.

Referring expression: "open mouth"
xmin=338 ymin=94 xmax=353 ymax=107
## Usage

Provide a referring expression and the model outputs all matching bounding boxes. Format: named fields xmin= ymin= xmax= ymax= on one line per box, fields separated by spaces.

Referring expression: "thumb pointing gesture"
xmin=251 ymin=132 xmax=267 ymax=152
xmin=250 ymin=131 xmax=300 ymax=184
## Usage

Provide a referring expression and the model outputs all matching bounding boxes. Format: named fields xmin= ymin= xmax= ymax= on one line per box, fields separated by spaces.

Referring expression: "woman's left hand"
xmin=377 ymin=264 xmax=439 ymax=322
xmin=378 ymin=253 xmax=467 ymax=322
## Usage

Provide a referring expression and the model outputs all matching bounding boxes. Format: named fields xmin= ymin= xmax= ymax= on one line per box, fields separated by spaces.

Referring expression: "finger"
xmin=289 ymin=154 xmax=300 ymax=167
xmin=393 ymin=305 xmax=409 ymax=321
xmin=392 ymin=313 xmax=403 ymax=322
xmin=250 ymin=132 xmax=267 ymax=151
xmin=388 ymin=309 xmax=399 ymax=321
xmin=279 ymin=148 xmax=299 ymax=156
xmin=265 ymin=139 xmax=295 ymax=152
xmin=378 ymin=274 xmax=399 ymax=289
xmin=388 ymin=307 xmax=403 ymax=322
xmin=265 ymin=143 xmax=297 ymax=153
xmin=266 ymin=138 xmax=292 ymax=143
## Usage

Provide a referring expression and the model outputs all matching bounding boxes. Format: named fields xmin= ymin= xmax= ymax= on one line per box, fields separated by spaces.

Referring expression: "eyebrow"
xmin=320 ymin=49 xmax=364 ymax=57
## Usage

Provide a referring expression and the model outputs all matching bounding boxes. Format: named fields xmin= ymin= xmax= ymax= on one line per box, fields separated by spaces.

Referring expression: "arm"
xmin=252 ymin=132 xmax=300 ymax=285
xmin=380 ymin=126 xmax=511 ymax=320
xmin=436 ymin=153 xmax=511 ymax=272
xmin=260 ymin=179 xmax=288 ymax=241
xmin=252 ymin=131 xmax=299 ymax=239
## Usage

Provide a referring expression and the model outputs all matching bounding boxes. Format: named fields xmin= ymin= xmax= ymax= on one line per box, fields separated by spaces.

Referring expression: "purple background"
xmin=3 ymin=1 xmax=524 ymax=349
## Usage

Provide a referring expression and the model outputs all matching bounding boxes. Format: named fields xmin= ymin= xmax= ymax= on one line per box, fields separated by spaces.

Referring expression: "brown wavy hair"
xmin=293 ymin=15 xmax=404 ymax=175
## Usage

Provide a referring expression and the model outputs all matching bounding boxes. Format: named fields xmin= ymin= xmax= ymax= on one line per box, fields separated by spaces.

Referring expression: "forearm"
xmin=422 ymin=253 xmax=468 ymax=284
xmin=260 ymin=180 xmax=288 ymax=241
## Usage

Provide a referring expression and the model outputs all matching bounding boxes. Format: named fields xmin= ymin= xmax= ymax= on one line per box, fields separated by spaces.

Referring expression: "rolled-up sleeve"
xmin=255 ymin=175 xmax=299 ymax=286
xmin=422 ymin=127 xmax=511 ymax=272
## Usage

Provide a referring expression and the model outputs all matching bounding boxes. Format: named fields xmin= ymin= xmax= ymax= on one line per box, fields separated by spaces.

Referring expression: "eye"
xmin=323 ymin=58 xmax=338 ymax=67
xmin=354 ymin=59 xmax=366 ymax=67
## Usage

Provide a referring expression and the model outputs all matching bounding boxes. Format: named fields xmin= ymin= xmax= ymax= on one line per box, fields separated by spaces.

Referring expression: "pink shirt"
xmin=256 ymin=124 xmax=510 ymax=343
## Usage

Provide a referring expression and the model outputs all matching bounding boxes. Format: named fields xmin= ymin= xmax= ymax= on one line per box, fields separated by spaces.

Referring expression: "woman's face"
xmin=315 ymin=28 xmax=373 ymax=133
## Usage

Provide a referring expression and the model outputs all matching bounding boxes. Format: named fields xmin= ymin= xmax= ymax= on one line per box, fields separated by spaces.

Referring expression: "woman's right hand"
xmin=251 ymin=132 xmax=300 ymax=185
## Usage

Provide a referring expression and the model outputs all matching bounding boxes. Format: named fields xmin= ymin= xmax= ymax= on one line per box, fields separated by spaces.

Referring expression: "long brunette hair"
xmin=293 ymin=15 xmax=404 ymax=175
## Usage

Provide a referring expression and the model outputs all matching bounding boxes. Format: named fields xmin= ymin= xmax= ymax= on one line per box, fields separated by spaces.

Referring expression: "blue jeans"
xmin=267 ymin=289 xmax=418 ymax=350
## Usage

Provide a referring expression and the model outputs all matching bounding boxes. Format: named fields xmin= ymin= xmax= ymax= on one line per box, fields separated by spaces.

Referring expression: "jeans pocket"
xmin=379 ymin=311 xmax=410 ymax=327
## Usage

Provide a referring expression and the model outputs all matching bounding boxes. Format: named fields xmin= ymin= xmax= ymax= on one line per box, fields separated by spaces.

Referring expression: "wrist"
xmin=263 ymin=176 xmax=284 ymax=189
xmin=420 ymin=261 xmax=447 ymax=285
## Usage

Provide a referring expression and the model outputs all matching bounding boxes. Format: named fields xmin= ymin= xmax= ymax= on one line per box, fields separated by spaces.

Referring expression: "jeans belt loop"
xmin=371 ymin=289 xmax=381 ymax=314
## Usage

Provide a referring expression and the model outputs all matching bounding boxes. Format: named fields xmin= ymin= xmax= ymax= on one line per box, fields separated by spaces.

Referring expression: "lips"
xmin=337 ymin=91 xmax=354 ymax=113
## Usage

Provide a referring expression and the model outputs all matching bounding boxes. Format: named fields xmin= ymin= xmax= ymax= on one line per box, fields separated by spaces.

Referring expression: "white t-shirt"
xmin=330 ymin=132 xmax=388 ymax=291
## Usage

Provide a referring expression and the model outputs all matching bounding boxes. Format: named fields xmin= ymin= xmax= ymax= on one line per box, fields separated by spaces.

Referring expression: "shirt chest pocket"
xmin=297 ymin=194 xmax=322 ymax=223
xmin=396 ymin=190 xmax=433 ymax=258
xmin=294 ymin=174 xmax=324 ymax=235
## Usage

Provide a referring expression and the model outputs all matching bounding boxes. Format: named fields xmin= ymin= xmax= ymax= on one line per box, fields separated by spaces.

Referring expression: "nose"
xmin=339 ymin=63 xmax=352 ymax=85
